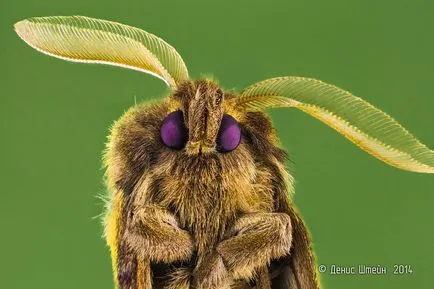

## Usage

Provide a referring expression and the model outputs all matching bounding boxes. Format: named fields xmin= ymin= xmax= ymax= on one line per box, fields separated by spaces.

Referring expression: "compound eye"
xmin=217 ymin=114 xmax=241 ymax=153
xmin=160 ymin=111 xmax=187 ymax=149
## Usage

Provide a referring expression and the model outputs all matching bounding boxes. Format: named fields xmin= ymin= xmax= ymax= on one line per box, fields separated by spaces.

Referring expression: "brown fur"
xmin=104 ymin=79 xmax=319 ymax=288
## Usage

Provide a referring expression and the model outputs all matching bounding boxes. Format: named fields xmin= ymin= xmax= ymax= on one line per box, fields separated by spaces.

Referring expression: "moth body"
xmin=105 ymin=79 xmax=296 ymax=288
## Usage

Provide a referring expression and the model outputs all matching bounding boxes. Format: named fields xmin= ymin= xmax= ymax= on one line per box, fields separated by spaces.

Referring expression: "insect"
xmin=15 ymin=15 xmax=434 ymax=289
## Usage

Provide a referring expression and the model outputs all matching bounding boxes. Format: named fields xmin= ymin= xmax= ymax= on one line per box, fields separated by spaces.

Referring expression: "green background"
xmin=1 ymin=0 xmax=433 ymax=288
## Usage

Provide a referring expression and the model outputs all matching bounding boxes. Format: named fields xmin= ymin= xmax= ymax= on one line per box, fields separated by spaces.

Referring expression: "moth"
xmin=15 ymin=16 xmax=434 ymax=289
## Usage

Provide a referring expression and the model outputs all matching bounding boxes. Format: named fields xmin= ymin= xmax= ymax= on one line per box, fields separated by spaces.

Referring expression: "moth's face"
xmin=157 ymin=80 xmax=252 ymax=185
xmin=164 ymin=80 xmax=239 ymax=155
xmin=108 ymin=79 xmax=286 ymax=194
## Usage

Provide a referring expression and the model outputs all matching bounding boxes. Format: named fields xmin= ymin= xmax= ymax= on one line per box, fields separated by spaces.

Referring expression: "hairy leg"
xmin=117 ymin=204 xmax=194 ymax=288
xmin=256 ymin=266 xmax=272 ymax=289
xmin=216 ymin=212 xmax=292 ymax=281
xmin=192 ymin=250 xmax=231 ymax=289
xmin=165 ymin=267 xmax=192 ymax=289
xmin=117 ymin=243 xmax=139 ymax=289
xmin=125 ymin=204 xmax=194 ymax=263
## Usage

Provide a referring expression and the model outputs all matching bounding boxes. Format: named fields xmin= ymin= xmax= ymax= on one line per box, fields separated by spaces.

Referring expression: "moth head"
xmin=164 ymin=80 xmax=241 ymax=155
xmin=104 ymin=83 xmax=280 ymax=195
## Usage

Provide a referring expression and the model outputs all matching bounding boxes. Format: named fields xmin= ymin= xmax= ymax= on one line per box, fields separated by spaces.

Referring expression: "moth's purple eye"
xmin=217 ymin=114 xmax=241 ymax=153
xmin=161 ymin=111 xmax=187 ymax=149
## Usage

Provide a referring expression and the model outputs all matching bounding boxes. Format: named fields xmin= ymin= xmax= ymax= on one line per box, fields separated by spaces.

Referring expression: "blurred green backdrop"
xmin=1 ymin=0 xmax=433 ymax=288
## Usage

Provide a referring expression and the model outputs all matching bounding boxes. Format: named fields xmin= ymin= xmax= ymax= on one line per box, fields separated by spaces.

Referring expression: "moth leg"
xmin=216 ymin=212 xmax=292 ymax=281
xmin=192 ymin=250 xmax=231 ymax=289
xmin=165 ymin=267 xmax=192 ymax=289
xmin=116 ymin=243 xmax=139 ymax=289
xmin=255 ymin=266 xmax=271 ymax=289
xmin=125 ymin=204 xmax=194 ymax=263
